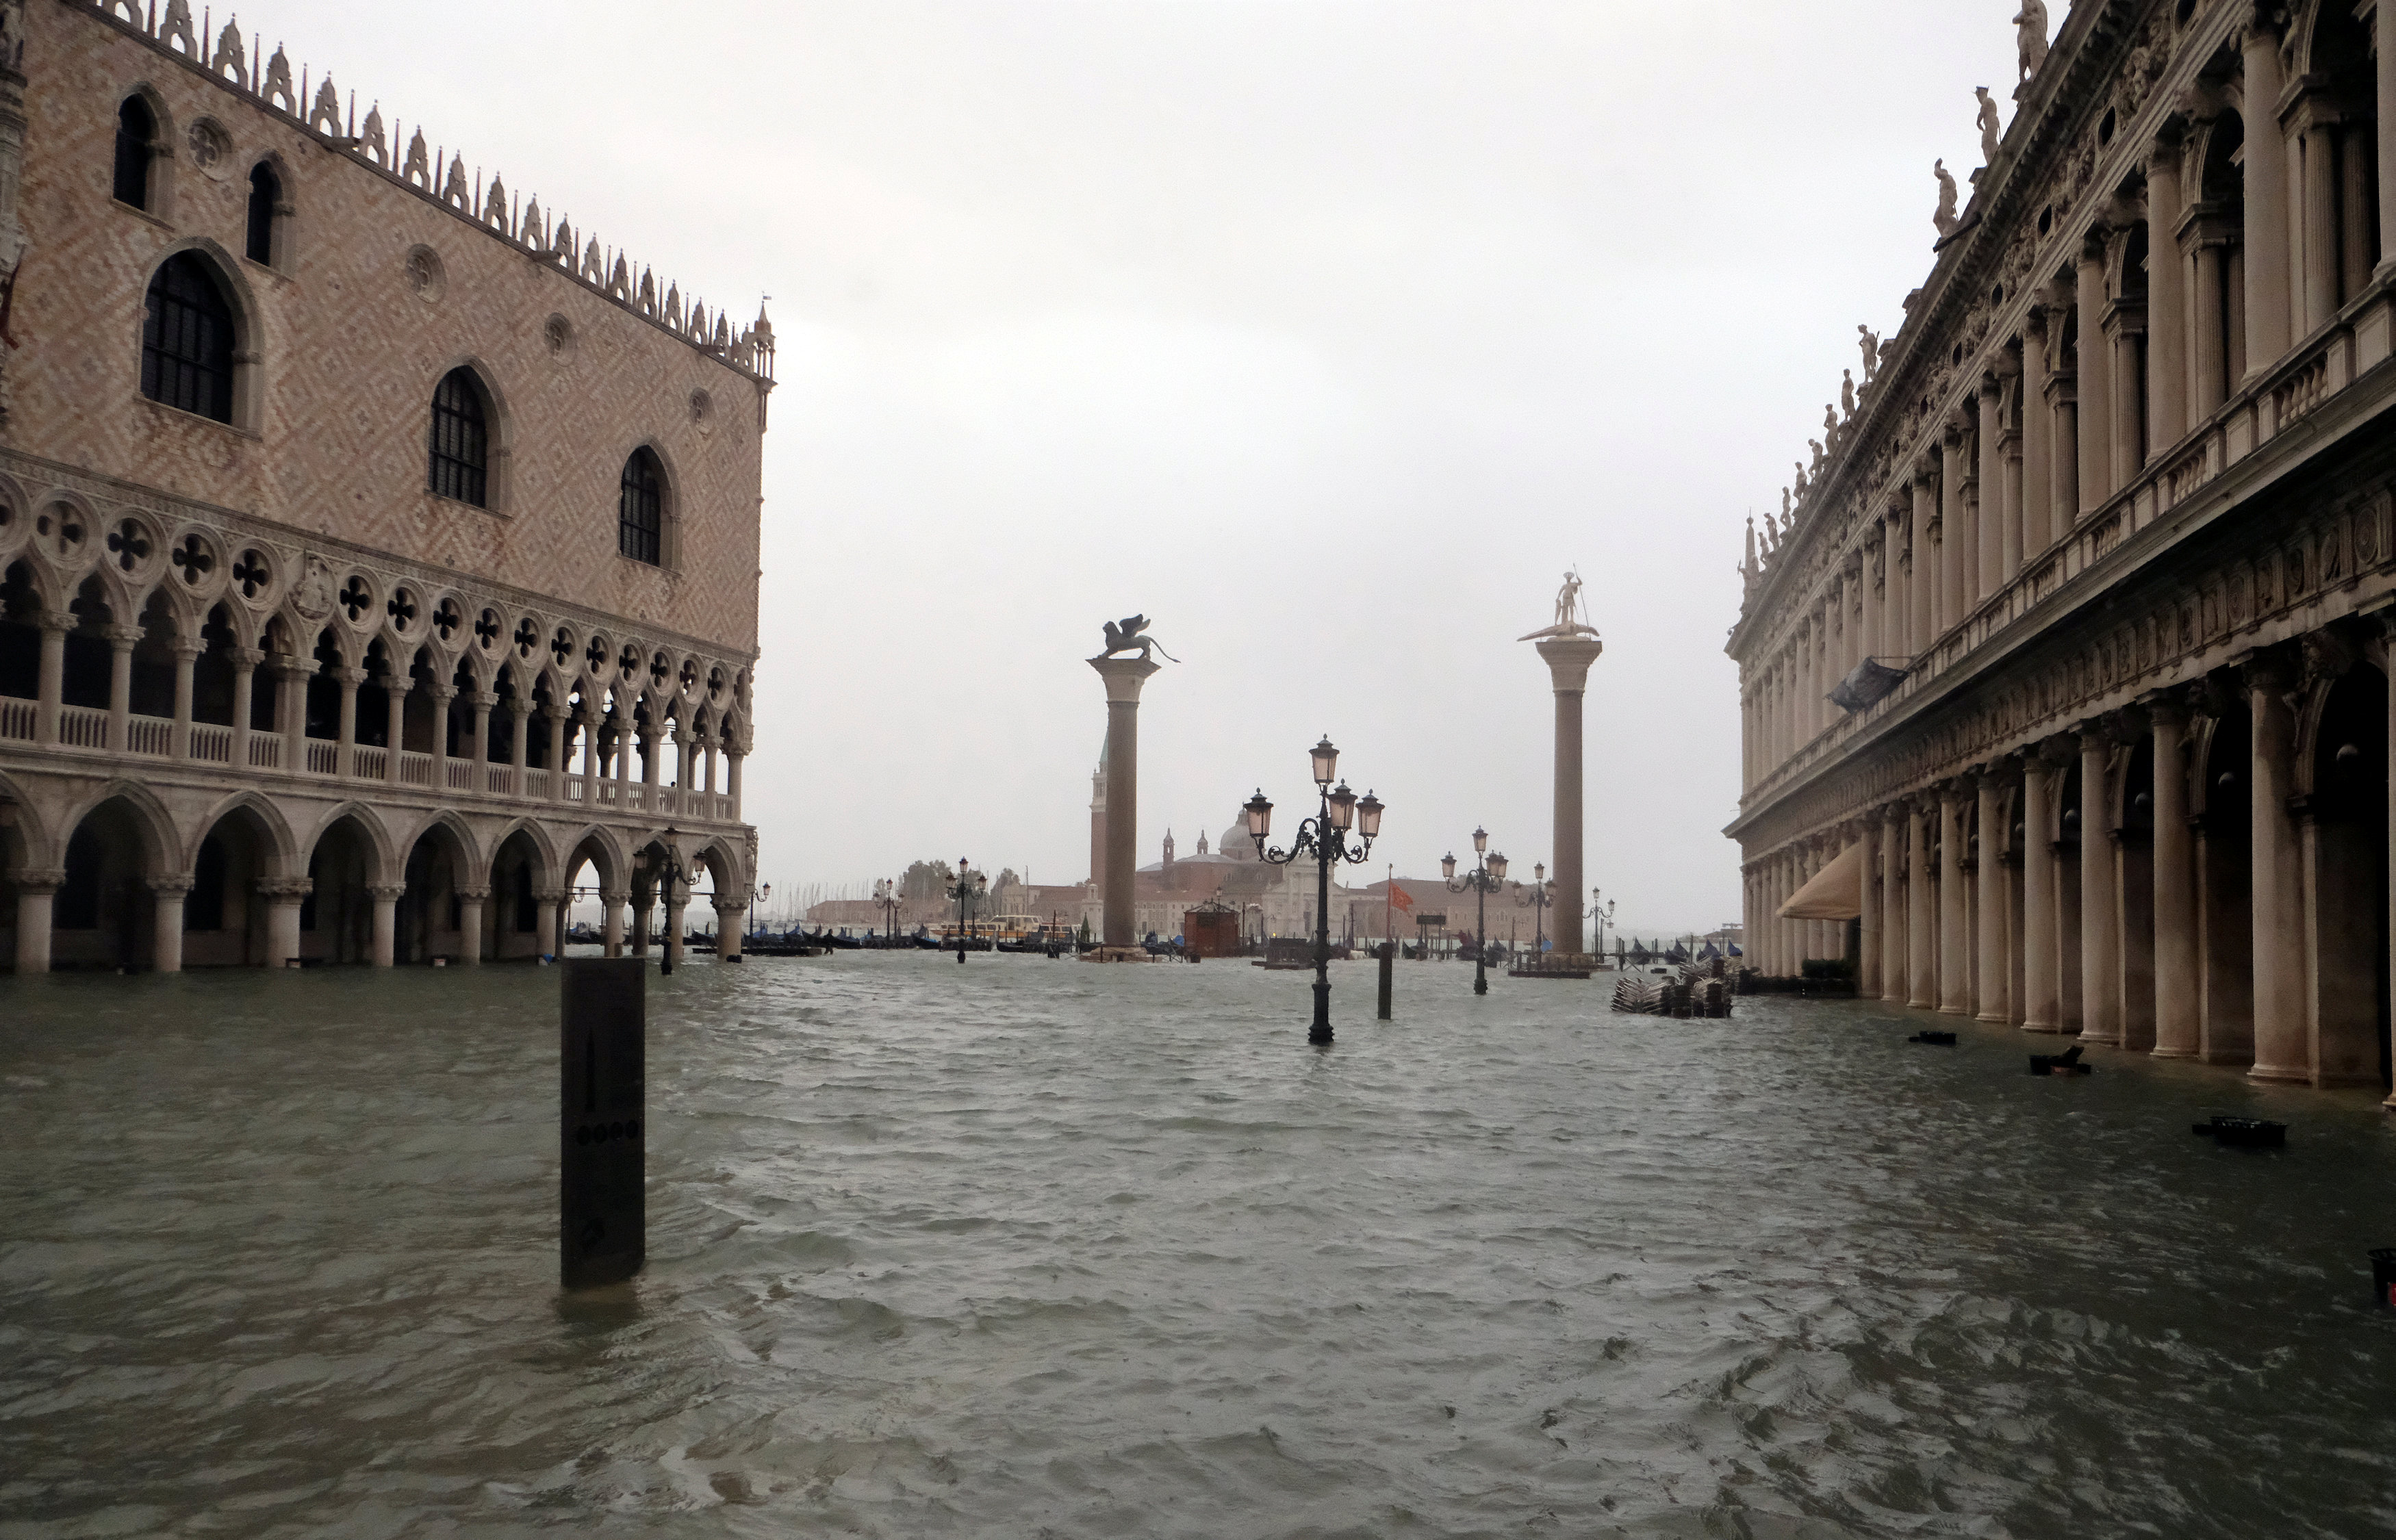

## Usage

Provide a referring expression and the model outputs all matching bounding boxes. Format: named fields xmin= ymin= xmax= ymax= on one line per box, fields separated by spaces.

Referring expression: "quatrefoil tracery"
xmin=171 ymin=534 xmax=215 ymax=586
xmin=432 ymin=598 xmax=463 ymax=641
xmin=513 ymin=618 xmax=539 ymax=658
xmin=387 ymin=588 xmax=419 ymax=632
xmin=473 ymin=608 xmax=501 ymax=651
xmin=107 ymin=519 xmax=153 ymax=573
xmin=231 ymin=549 xmax=271 ymax=600
xmin=339 ymin=575 xmax=374 ymax=624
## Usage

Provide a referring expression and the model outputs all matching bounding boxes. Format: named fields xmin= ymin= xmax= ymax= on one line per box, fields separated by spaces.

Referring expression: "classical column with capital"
xmin=1939 ymin=785 xmax=1970 ymax=1014
xmin=368 ymin=883 xmax=404 ymax=966
xmin=455 ymin=886 xmax=489 ymax=965
xmin=1881 ymin=805 xmax=1908 ymax=1001
xmin=601 ymin=890 xmax=628 ymax=958
xmin=1908 ymin=801 xmax=1936 ymax=1010
xmin=2241 ymin=14 xmax=2292 ymax=379
xmin=1859 ymin=821 xmax=1881 ymax=997
xmin=1089 ymin=653 xmax=1162 ymax=952
xmin=2075 ymin=233 xmax=2113 ymax=514
xmin=170 ymin=641 xmax=201 ymax=760
xmin=1536 ymin=632 xmax=1604 ymax=957
xmin=149 ymin=875 xmax=194 ymax=973
xmin=2078 ymin=726 xmax=2124 ymax=1046
xmin=713 ymin=898 xmax=745 ymax=960
xmin=1975 ymin=773 xmax=2009 ymax=1022
xmin=12 ymin=868 xmax=64 ymax=974
xmin=259 ymin=877 xmax=311 ymax=966
xmin=2146 ymin=131 xmax=2189 ymax=455
xmin=2380 ymin=0 xmax=2396 ymax=282
xmin=2247 ymin=654 xmax=2307 ymax=1079
xmin=33 ymin=612 xmax=71 ymax=745
xmin=335 ymin=667 xmax=366 ymax=777
xmin=2023 ymin=741 xmax=2067 ymax=1031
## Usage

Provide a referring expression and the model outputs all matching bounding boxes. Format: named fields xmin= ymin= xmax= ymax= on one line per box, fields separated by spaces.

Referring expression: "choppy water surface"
xmin=5 ymin=956 xmax=2396 ymax=1539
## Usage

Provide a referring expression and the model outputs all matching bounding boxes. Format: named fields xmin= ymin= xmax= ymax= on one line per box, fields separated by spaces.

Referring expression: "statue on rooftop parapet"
xmin=1809 ymin=437 xmax=1826 ymax=473
xmin=1975 ymin=87 xmax=2002 ymax=164
xmin=1841 ymin=370 xmax=1857 ymax=419
xmin=1858 ymin=324 xmax=1881 ymax=382
xmin=1099 ymin=615 xmax=1180 ymax=663
xmin=2013 ymin=1 xmax=2050 ymax=87
xmin=1933 ymin=160 xmax=1961 ymax=238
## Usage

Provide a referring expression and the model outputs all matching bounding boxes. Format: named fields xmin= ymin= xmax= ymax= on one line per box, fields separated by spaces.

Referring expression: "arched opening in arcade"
xmin=185 ymin=802 xmax=280 ymax=966
xmin=53 ymin=796 xmax=160 ymax=969
xmin=398 ymin=821 xmax=472 ymax=964
xmin=489 ymin=826 xmax=551 ymax=960
xmin=302 ymin=813 xmax=381 ymax=964
xmin=562 ymin=830 xmax=620 ymax=953
xmin=2306 ymin=665 xmax=2390 ymax=1089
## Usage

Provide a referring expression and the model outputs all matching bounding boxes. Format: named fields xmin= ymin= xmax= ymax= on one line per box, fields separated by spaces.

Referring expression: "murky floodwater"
xmin=4 ymin=955 xmax=2396 ymax=1539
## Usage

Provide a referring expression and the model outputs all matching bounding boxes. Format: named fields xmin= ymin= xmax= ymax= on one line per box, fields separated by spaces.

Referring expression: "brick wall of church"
xmin=7 ymin=1 xmax=766 ymax=658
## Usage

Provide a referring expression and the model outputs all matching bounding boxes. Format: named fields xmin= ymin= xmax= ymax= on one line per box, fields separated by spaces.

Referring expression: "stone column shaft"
xmin=2380 ymin=0 xmax=2396 ymax=281
xmin=2080 ymin=732 xmax=2121 ymax=1045
xmin=2022 ymin=313 xmax=2052 ymax=558
xmin=1908 ymin=804 xmax=1935 ymax=1008
xmin=2150 ymin=704 xmax=2198 ymax=1057
xmin=714 ymin=901 xmax=745 ymax=960
xmin=601 ymin=890 xmax=628 ymax=958
xmin=170 ymin=643 xmax=199 ymax=760
xmin=1538 ymin=635 xmax=1603 ymax=955
xmin=2299 ymin=103 xmax=2339 ymax=335
xmin=229 ymin=647 xmax=259 ymax=767
xmin=385 ymin=684 xmax=407 ymax=785
xmin=1939 ymin=437 xmax=1967 ymax=634
xmin=1881 ymin=810 xmax=1907 ymax=1001
xmin=455 ymin=887 xmax=488 ymax=965
xmin=335 ymin=668 xmax=363 ymax=778
xmin=2148 ymin=147 xmax=2189 ymax=453
xmin=548 ymin=713 xmax=569 ymax=801
xmin=1939 ymin=791 xmax=1969 ymax=1014
xmin=2076 ymin=239 xmax=2113 ymax=513
xmin=13 ymin=875 xmax=60 ymax=974
xmin=105 ymin=626 xmax=137 ymax=750
xmin=1859 ymin=823 xmax=1881 ymax=997
xmin=367 ymin=884 xmax=403 ymax=967
xmin=1976 ymin=778 xmax=2008 ymax=1021
xmin=34 ymin=615 xmax=68 ymax=745
xmin=149 ymin=878 xmax=191 ymax=973
xmin=2249 ymin=669 xmax=2306 ymax=1079
xmin=1091 ymin=656 xmax=1163 ymax=950
xmin=2241 ymin=23 xmax=2291 ymax=378
xmin=1911 ymin=479 xmax=1938 ymax=649
xmin=2024 ymin=760 xmax=2061 ymax=1031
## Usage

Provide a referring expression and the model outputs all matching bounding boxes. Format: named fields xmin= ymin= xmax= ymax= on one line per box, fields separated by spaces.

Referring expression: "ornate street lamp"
xmin=1512 ymin=861 xmax=1551 ymax=957
xmin=1247 ymin=735 xmax=1384 ymax=1044
xmin=947 ymin=860 xmax=986 ymax=963
xmin=1591 ymin=886 xmax=1617 ymax=959
xmin=874 ymin=876 xmax=901 ymax=946
xmin=1442 ymin=827 xmax=1507 ymax=996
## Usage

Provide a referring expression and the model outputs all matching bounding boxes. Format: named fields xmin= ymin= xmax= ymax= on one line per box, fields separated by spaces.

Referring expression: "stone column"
xmin=2297 ymin=97 xmax=2340 ymax=336
xmin=1976 ymin=381 xmax=2004 ymax=602
xmin=170 ymin=641 xmax=200 ymax=760
xmin=468 ymin=692 xmax=495 ymax=787
xmin=368 ymin=883 xmax=403 ymax=966
xmin=1996 ymin=362 xmax=2024 ymax=584
xmin=385 ymin=680 xmax=408 ymax=786
xmin=260 ymin=877 xmax=311 ymax=966
xmin=600 ymin=890 xmax=628 ymax=958
xmin=2148 ymin=697 xmax=2199 ymax=1057
xmin=579 ymin=709 xmax=603 ymax=806
xmin=2023 ymin=743 xmax=2065 ymax=1031
xmin=2080 ymin=727 xmax=2122 ymax=1047
xmin=1975 ymin=773 xmax=2008 ymax=1021
xmin=713 ymin=899 xmax=745 ymax=960
xmin=275 ymin=657 xmax=309 ymax=773
xmin=2241 ymin=15 xmax=2291 ymax=378
xmin=1912 ymin=475 xmax=1939 ymax=645
xmin=640 ymin=728 xmax=662 ymax=812
xmin=2148 ymin=134 xmax=2189 ymax=454
xmin=1089 ymin=654 xmax=1163 ymax=950
xmin=663 ymin=882 xmax=689 ymax=972
xmin=2380 ymin=0 xmax=2396 ymax=283
xmin=428 ymin=683 xmax=457 ymax=790
xmin=2247 ymin=656 xmax=2306 ymax=1079
xmin=2110 ymin=303 xmax=2145 ymax=495
xmin=455 ymin=886 xmax=489 ymax=965
xmin=148 ymin=875 xmax=192 ymax=973
xmin=1859 ymin=821 xmax=1881 ymax=997
xmin=105 ymin=624 xmax=138 ymax=750
xmin=2047 ymin=305 xmax=2080 ymax=526
xmin=1939 ymin=786 xmax=1970 ymax=1014
xmin=509 ymin=699 xmax=533 ymax=795
xmin=547 ymin=710 xmax=569 ymax=801
xmin=1535 ymin=634 xmax=1604 ymax=956
xmin=535 ymin=888 xmax=563 ymax=958
xmin=2022 ymin=308 xmax=2052 ymax=557
xmin=670 ymin=729 xmax=696 ymax=813
xmin=1881 ymin=806 xmax=1907 ymax=1001
xmin=229 ymin=645 xmax=261 ymax=767
xmin=629 ymin=885 xmax=653 ymax=957
xmin=1908 ymin=801 xmax=1935 ymax=1009
xmin=727 ymin=746 xmax=746 ymax=823
xmin=2075 ymin=233 xmax=2113 ymax=514
xmin=1939 ymin=429 xmax=1967 ymax=630
xmin=335 ymin=667 xmax=364 ymax=778
xmin=33 ymin=612 xmax=69 ymax=745
xmin=12 ymin=869 xmax=63 ymax=974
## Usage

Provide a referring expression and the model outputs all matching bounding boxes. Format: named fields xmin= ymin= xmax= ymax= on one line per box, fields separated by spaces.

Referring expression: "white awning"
xmin=1778 ymin=842 xmax=1863 ymax=921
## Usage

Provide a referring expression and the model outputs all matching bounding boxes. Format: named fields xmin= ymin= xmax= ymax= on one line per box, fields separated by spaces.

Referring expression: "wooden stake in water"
xmin=1378 ymin=942 xmax=1394 ymax=1021
xmin=561 ymin=958 xmax=645 ymax=1289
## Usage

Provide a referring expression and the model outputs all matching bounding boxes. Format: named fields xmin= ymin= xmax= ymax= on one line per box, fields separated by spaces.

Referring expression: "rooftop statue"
xmin=1781 ymin=487 xmax=1792 ymax=522
xmin=1097 ymin=615 xmax=1180 ymax=663
xmin=1793 ymin=463 xmax=1809 ymax=500
xmin=1823 ymin=402 xmax=1838 ymax=437
xmin=1857 ymin=324 xmax=1881 ymax=382
xmin=1975 ymin=86 xmax=2002 ymax=165
xmin=1933 ymin=159 xmax=1961 ymax=238
xmin=1840 ymin=370 xmax=1857 ymax=419
xmin=1809 ymin=438 xmax=1826 ymax=473
xmin=2013 ymin=1 xmax=2050 ymax=86
xmin=1518 ymin=569 xmax=1599 ymax=641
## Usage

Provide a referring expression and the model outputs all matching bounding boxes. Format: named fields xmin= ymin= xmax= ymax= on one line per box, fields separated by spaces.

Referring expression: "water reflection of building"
xmin=0 ymin=3 xmax=767 ymax=971
xmin=1730 ymin=2 xmax=2396 ymax=1099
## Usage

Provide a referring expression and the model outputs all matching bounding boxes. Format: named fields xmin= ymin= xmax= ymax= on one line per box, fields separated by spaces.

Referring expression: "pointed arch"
xmin=188 ymin=788 xmax=303 ymax=876
xmin=297 ymin=802 xmax=396 ymax=886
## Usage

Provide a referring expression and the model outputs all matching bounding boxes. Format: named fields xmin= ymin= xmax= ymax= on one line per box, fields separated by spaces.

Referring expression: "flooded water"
xmin=4 ymin=955 xmax=2396 ymax=1539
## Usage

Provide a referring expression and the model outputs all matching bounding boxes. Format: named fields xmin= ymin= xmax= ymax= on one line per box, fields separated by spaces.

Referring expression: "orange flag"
xmin=1390 ymin=883 xmax=1415 ymax=913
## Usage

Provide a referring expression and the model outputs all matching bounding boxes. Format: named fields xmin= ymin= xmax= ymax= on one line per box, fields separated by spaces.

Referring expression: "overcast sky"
xmin=277 ymin=1 xmax=2029 ymax=935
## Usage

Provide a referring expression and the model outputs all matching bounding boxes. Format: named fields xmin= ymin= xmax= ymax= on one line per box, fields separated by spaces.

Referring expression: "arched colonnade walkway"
xmin=0 ymin=775 xmax=751 ymax=973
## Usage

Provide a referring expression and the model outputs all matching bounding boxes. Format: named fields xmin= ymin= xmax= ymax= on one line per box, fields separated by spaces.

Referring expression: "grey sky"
xmin=278 ymin=1 xmax=2019 ymax=934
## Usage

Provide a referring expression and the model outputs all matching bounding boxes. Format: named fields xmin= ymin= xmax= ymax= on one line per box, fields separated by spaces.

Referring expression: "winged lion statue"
xmin=1099 ymin=615 xmax=1180 ymax=663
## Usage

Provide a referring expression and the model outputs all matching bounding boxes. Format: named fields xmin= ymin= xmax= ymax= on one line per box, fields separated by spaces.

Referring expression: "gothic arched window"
xmin=618 ymin=448 xmax=663 ymax=565
xmin=140 ymin=253 xmax=236 ymax=422
xmin=426 ymin=368 xmax=489 ymax=506
xmin=114 ymin=97 xmax=155 ymax=209
xmin=245 ymin=162 xmax=280 ymax=265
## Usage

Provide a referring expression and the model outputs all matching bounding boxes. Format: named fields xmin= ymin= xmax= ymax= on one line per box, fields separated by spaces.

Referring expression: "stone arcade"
xmin=1731 ymin=0 xmax=2396 ymax=1102
xmin=0 ymin=0 xmax=769 ymax=971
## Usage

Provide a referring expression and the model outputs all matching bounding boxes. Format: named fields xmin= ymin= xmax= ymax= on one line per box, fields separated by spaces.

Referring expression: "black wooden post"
xmin=1377 ymin=941 xmax=1394 ymax=1020
xmin=561 ymin=958 xmax=645 ymax=1289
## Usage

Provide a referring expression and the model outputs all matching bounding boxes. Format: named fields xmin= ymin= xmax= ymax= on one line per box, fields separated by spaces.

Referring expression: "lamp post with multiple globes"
xmin=947 ymin=860 xmax=986 ymax=963
xmin=1591 ymin=887 xmax=1617 ymax=960
xmin=1512 ymin=862 xmax=1551 ymax=958
xmin=1441 ymin=830 xmax=1508 ymax=996
xmin=874 ymin=877 xmax=902 ymax=945
xmin=1245 ymin=736 xmax=1384 ymax=1045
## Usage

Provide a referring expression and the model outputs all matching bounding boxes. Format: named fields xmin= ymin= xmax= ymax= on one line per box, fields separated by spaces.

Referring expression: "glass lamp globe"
xmin=1441 ymin=852 xmax=1457 ymax=880
xmin=1310 ymin=736 xmax=1339 ymax=787
xmin=1244 ymin=789 xmax=1273 ymax=841
xmin=1488 ymin=852 xmax=1509 ymax=881
xmin=1472 ymin=826 xmax=1488 ymax=855
xmin=1355 ymin=791 xmax=1384 ymax=838
xmin=1328 ymin=782 xmax=1358 ymax=831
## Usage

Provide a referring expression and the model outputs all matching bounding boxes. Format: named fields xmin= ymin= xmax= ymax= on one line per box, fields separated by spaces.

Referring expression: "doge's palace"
xmin=0 ymin=0 xmax=771 ymax=971
xmin=1731 ymin=0 xmax=2396 ymax=1100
